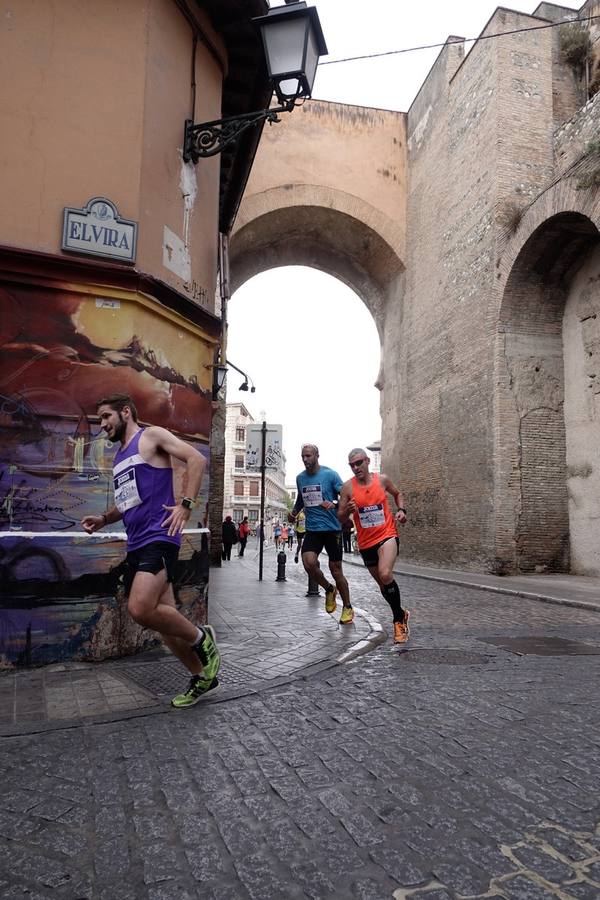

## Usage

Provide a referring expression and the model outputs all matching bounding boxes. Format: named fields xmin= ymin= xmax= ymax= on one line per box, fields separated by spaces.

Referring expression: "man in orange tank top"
xmin=338 ymin=448 xmax=410 ymax=644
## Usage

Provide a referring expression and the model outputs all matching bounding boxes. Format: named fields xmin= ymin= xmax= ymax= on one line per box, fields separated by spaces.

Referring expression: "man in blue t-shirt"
xmin=289 ymin=444 xmax=354 ymax=624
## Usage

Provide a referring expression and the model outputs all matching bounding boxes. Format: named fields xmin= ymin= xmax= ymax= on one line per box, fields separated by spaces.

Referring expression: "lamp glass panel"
xmin=304 ymin=27 xmax=319 ymax=94
xmin=215 ymin=366 xmax=228 ymax=390
xmin=262 ymin=17 xmax=308 ymax=78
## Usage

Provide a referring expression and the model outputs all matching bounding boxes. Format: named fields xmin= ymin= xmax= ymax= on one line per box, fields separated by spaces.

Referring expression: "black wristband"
xmin=101 ymin=513 xmax=108 ymax=526
xmin=397 ymin=507 xmax=407 ymax=514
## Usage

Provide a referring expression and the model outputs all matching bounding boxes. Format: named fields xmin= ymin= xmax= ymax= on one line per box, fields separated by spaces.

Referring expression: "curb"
xmin=336 ymin=602 xmax=387 ymax=664
xmin=343 ymin=556 xmax=600 ymax=614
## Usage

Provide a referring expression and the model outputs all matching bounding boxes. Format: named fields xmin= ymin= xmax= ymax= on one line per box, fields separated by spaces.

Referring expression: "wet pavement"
xmin=2 ymin=543 xmax=600 ymax=899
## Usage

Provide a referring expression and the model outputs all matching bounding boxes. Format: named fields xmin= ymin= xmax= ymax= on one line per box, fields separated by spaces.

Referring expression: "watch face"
xmin=181 ymin=499 xmax=193 ymax=509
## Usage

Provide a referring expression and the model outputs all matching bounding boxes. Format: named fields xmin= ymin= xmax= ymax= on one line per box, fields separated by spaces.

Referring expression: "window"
xmin=235 ymin=427 xmax=245 ymax=442
xmin=248 ymin=510 xmax=258 ymax=522
xmin=233 ymin=509 xmax=244 ymax=524
xmin=234 ymin=480 xmax=244 ymax=497
xmin=249 ymin=481 xmax=259 ymax=497
xmin=235 ymin=454 xmax=245 ymax=469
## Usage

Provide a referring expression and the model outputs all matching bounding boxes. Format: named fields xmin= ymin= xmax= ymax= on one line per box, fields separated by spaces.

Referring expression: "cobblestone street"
xmin=2 ymin=550 xmax=600 ymax=899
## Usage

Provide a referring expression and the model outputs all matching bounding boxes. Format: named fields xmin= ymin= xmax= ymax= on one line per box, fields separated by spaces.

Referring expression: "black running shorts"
xmin=360 ymin=536 xmax=399 ymax=569
xmin=124 ymin=541 xmax=179 ymax=592
xmin=301 ymin=530 xmax=343 ymax=562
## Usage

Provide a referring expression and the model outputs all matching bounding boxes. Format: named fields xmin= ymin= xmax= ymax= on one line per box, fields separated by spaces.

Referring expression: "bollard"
xmin=306 ymin=575 xmax=320 ymax=596
xmin=276 ymin=550 xmax=287 ymax=582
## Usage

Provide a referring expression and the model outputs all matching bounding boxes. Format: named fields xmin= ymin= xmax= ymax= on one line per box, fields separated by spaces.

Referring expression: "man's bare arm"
xmin=380 ymin=473 xmax=407 ymax=523
xmin=144 ymin=426 xmax=206 ymax=536
xmin=81 ymin=505 xmax=122 ymax=534
xmin=144 ymin=426 xmax=206 ymax=498
xmin=337 ymin=481 xmax=355 ymax=522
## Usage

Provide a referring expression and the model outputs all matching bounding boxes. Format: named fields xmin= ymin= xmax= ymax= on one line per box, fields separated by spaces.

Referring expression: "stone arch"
xmin=230 ymin=184 xmax=405 ymax=342
xmin=494 ymin=183 xmax=600 ymax=574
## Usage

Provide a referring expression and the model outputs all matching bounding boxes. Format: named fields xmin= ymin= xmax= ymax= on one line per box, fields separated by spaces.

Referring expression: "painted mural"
xmin=0 ymin=279 xmax=217 ymax=668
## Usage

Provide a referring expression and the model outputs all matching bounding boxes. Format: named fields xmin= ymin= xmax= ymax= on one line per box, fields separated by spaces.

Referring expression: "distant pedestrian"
xmin=273 ymin=522 xmax=282 ymax=550
xmin=287 ymin=524 xmax=294 ymax=550
xmin=237 ymin=516 xmax=250 ymax=557
xmin=80 ymin=393 xmax=220 ymax=709
xmin=294 ymin=508 xmax=306 ymax=563
xmin=222 ymin=516 xmax=237 ymax=561
xmin=338 ymin=447 xmax=410 ymax=644
xmin=281 ymin=524 xmax=289 ymax=549
xmin=342 ymin=518 xmax=353 ymax=553
xmin=289 ymin=443 xmax=354 ymax=624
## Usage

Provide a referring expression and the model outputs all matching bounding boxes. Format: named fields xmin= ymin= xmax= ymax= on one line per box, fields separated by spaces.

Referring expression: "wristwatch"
xmin=181 ymin=497 xmax=197 ymax=510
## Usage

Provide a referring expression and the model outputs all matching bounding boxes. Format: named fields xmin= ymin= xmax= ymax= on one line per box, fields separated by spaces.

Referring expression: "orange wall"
xmin=0 ymin=0 xmax=224 ymax=312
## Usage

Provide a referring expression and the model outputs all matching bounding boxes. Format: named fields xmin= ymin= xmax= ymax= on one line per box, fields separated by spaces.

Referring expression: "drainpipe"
xmin=208 ymin=232 xmax=230 ymax=566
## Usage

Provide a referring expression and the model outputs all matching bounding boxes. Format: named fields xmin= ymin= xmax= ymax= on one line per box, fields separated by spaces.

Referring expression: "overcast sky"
xmin=227 ymin=0 xmax=580 ymax=483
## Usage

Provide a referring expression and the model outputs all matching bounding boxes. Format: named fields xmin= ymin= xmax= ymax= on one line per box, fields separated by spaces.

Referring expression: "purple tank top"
xmin=112 ymin=428 xmax=181 ymax=551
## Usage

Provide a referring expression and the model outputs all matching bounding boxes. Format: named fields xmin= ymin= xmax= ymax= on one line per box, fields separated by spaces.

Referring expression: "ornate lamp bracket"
xmin=183 ymin=101 xmax=294 ymax=164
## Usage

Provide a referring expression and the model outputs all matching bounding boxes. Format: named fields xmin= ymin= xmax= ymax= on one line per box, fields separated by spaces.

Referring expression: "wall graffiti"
xmin=0 ymin=280 xmax=215 ymax=668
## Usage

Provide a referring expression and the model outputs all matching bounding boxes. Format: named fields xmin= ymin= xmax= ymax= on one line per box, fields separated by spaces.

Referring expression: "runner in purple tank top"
xmin=81 ymin=393 xmax=221 ymax=708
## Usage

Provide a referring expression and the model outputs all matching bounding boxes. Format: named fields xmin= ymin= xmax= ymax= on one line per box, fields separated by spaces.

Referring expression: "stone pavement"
xmin=2 ymin=546 xmax=600 ymax=898
xmin=0 ymin=544 xmax=379 ymax=735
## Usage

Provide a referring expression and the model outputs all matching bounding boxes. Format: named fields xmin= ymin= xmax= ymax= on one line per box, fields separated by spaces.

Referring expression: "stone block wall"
xmin=392 ymin=8 xmax=566 ymax=570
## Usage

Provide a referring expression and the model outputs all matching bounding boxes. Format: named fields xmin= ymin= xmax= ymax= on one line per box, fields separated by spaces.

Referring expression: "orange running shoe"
xmin=393 ymin=610 xmax=411 ymax=644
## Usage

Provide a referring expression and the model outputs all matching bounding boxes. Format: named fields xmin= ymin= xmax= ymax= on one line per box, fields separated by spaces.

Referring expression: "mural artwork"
xmin=0 ymin=279 xmax=216 ymax=668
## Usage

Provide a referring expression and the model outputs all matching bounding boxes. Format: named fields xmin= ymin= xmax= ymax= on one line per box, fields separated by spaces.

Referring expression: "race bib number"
xmin=358 ymin=503 xmax=385 ymax=528
xmin=114 ymin=467 xmax=142 ymax=512
xmin=302 ymin=484 xmax=324 ymax=507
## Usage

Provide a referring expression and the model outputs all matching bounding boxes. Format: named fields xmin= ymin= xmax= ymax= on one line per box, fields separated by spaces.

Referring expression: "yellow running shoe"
xmin=340 ymin=605 xmax=354 ymax=625
xmin=325 ymin=586 xmax=337 ymax=614
xmin=393 ymin=610 xmax=411 ymax=644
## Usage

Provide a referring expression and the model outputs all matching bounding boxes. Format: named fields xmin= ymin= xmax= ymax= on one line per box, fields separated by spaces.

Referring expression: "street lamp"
xmin=183 ymin=1 xmax=328 ymax=163
xmin=206 ymin=360 xmax=255 ymax=401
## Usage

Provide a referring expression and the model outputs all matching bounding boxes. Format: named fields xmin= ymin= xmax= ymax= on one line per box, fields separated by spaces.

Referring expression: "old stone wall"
xmin=235 ymin=2 xmax=600 ymax=575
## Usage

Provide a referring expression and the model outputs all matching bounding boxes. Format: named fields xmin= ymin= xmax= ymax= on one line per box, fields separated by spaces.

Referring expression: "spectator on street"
xmin=237 ymin=516 xmax=250 ymax=557
xmin=222 ymin=515 xmax=237 ymax=561
xmin=342 ymin=518 xmax=353 ymax=553
xmin=294 ymin=508 xmax=306 ymax=563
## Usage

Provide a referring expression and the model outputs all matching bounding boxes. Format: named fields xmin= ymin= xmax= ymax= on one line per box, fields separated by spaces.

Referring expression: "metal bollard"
xmin=306 ymin=575 xmax=320 ymax=596
xmin=276 ymin=550 xmax=287 ymax=582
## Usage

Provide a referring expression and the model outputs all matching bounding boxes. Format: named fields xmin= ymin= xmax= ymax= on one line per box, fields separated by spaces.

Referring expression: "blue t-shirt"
xmin=296 ymin=466 xmax=342 ymax=532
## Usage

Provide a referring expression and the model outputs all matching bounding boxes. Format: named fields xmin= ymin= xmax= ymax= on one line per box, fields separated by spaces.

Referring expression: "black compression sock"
xmin=381 ymin=580 xmax=404 ymax=622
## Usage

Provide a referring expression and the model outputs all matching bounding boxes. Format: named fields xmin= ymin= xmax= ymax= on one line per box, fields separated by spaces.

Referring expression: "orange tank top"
xmin=351 ymin=473 xmax=397 ymax=549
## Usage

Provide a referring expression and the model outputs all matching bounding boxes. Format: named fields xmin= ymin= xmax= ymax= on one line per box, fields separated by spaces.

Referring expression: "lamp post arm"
xmin=183 ymin=100 xmax=295 ymax=163
xmin=225 ymin=360 xmax=251 ymax=382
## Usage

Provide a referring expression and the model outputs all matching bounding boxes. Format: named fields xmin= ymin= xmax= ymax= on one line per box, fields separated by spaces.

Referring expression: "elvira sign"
xmin=62 ymin=197 xmax=138 ymax=263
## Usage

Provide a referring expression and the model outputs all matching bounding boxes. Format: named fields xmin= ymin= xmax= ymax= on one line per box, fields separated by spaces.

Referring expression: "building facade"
xmin=0 ymin=0 xmax=270 ymax=666
xmin=366 ymin=440 xmax=382 ymax=474
xmin=223 ymin=404 xmax=288 ymax=532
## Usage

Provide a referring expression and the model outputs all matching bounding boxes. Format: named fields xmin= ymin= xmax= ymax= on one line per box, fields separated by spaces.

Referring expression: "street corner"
xmin=336 ymin=601 xmax=387 ymax=664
